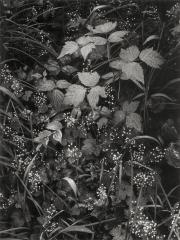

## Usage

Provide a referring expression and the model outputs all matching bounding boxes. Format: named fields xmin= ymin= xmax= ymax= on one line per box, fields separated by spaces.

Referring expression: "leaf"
xmin=37 ymin=80 xmax=56 ymax=91
xmin=82 ymin=138 xmax=101 ymax=156
xmin=46 ymin=121 xmax=62 ymax=131
xmin=165 ymin=143 xmax=180 ymax=168
xmin=63 ymin=84 xmax=86 ymax=107
xmin=87 ymin=86 xmax=107 ymax=109
xmin=91 ymin=36 xmax=107 ymax=45
xmin=63 ymin=177 xmax=78 ymax=197
xmin=143 ymin=35 xmax=159 ymax=45
xmin=62 ymin=65 xmax=78 ymax=75
xmin=113 ymin=110 xmax=126 ymax=125
xmin=109 ymin=60 xmax=125 ymax=70
xmin=108 ymin=31 xmax=128 ymax=43
xmin=139 ymin=48 xmax=164 ymax=68
xmin=97 ymin=117 xmax=108 ymax=129
xmin=122 ymin=62 xmax=144 ymax=83
xmin=102 ymin=72 xmax=114 ymax=80
xmin=34 ymin=130 xmax=51 ymax=146
xmin=56 ymin=80 xmax=71 ymax=89
xmin=76 ymin=36 xmax=92 ymax=46
xmin=120 ymin=46 xmax=140 ymax=62
xmin=32 ymin=73 xmax=42 ymax=79
xmin=126 ymin=113 xmax=142 ymax=132
xmin=87 ymin=21 xmax=117 ymax=34
xmin=58 ymin=41 xmax=79 ymax=59
xmin=78 ymin=71 xmax=100 ymax=87
xmin=50 ymin=89 xmax=64 ymax=111
xmin=80 ymin=43 xmax=96 ymax=60
xmin=62 ymin=225 xmax=93 ymax=234
xmin=53 ymin=130 xmax=62 ymax=143
xmin=122 ymin=101 xmax=139 ymax=114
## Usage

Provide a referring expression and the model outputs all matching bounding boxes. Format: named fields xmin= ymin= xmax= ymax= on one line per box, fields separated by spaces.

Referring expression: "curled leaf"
xmin=63 ymin=177 xmax=78 ymax=197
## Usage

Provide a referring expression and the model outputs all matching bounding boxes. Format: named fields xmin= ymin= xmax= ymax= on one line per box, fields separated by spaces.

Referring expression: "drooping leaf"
xmin=109 ymin=60 xmax=125 ymax=70
xmin=53 ymin=130 xmax=62 ymax=143
xmin=122 ymin=62 xmax=144 ymax=83
xmin=126 ymin=113 xmax=142 ymax=132
xmin=120 ymin=46 xmax=140 ymax=62
xmin=58 ymin=41 xmax=79 ymax=59
xmin=63 ymin=84 xmax=86 ymax=107
xmin=46 ymin=121 xmax=62 ymax=131
xmin=108 ymin=31 xmax=128 ymax=43
xmin=56 ymin=80 xmax=71 ymax=89
xmin=78 ymin=71 xmax=100 ymax=87
xmin=63 ymin=177 xmax=78 ymax=197
xmin=87 ymin=21 xmax=117 ymax=34
xmin=50 ymin=89 xmax=64 ymax=111
xmin=87 ymin=86 xmax=107 ymax=109
xmin=80 ymin=43 xmax=96 ymax=60
xmin=122 ymin=101 xmax=139 ymax=114
xmin=37 ymin=80 xmax=56 ymax=91
xmin=139 ymin=48 xmax=164 ymax=68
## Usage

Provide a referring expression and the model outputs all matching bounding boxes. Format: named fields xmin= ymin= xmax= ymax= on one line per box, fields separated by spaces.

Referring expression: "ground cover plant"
xmin=0 ymin=0 xmax=180 ymax=239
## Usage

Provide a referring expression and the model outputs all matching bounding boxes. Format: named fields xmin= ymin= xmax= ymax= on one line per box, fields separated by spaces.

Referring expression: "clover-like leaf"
xmin=63 ymin=84 xmax=86 ymax=107
xmin=120 ymin=45 xmax=140 ymax=62
xmin=80 ymin=43 xmax=96 ymax=60
xmin=126 ymin=113 xmax=142 ymax=132
xmin=58 ymin=41 xmax=79 ymax=59
xmin=108 ymin=30 xmax=128 ymax=43
xmin=37 ymin=80 xmax=56 ymax=91
xmin=122 ymin=62 xmax=144 ymax=83
xmin=56 ymin=80 xmax=71 ymax=89
xmin=87 ymin=86 xmax=107 ymax=109
xmin=78 ymin=71 xmax=100 ymax=87
xmin=87 ymin=21 xmax=117 ymax=34
xmin=139 ymin=48 xmax=165 ymax=68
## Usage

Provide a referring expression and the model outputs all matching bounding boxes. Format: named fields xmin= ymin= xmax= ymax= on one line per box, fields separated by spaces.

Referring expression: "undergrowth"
xmin=0 ymin=0 xmax=180 ymax=239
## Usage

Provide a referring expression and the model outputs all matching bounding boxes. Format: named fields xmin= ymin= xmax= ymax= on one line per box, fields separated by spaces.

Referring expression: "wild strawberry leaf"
xmin=80 ymin=43 xmax=96 ymax=60
xmin=58 ymin=41 xmax=79 ymax=59
xmin=87 ymin=21 xmax=117 ymax=34
xmin=87 ymin=86 xmax=107 ymax=109
xmin=120 ymin=45 xmax=140 ymax=62
xmin=109 ymin=60 xmax=126 ymax=70
xmin=56 ymin=80 xmax=71 ymax=89
xmin=139 ymin=48 xmax=165 ymax=68
xmin=108 ymin=30 xmax=128 ymax=43
xmin=91 ymin=36 xmax=107 ymax=45
xmin=37 ymin=80 xmax=56 ymax=91
xmin=53 ymin=130 xmax=62 ymax=143
xmin=63 ymin=84 xmax=86 ymax=107
xmin=113 ymin=110 xmax=126 ymax=125
xmin=49 ymin=89 xmax=64 ymax=111
xmin=122 ymin=62 xmax=144 ymax=84
xmin=122 ymin=101 xmax=140 ymax=114
xmin=78 ymin=71 xmax=100 ymax=87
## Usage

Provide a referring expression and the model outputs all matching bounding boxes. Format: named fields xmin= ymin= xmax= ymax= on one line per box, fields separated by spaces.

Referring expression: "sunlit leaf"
xmin=108 ymin=30 xmax=128 ymax=43
xmin=56 ymin=80 xmax=71 ymax=89
xmin=80 ymin=43 xmax=96 ymax=60
xmin=63 ymin=84 xmax=86 ymax=107
xmin=63 ymin=177 xmax=78 ymax=197
xmin=139 ymin=48 xmax=164 ymax=68
xmin=58 ymin=41 xmax=79 ymax=59
xmin=78 ymin=71 xmax=100 ymax=87
xmin=49 ymin=89 xmax=64 ymax=111
xmin=53 ymin=130 xmax=62 ymax=143
xmin=122 ymin=62 xmax=144 ymax=83
xmin=109 ymin=60 xmax=125 ymax=70
xmin=46 ymin=121 xmax=62 ymax=131
xmin=87 ymin=86 xmax=107 ymax=109
xmin=87 ymin=21 xmax=117 ymax=34
xmin=37 ymin=80 xmax=56 ymax=91
xmin=120 ymin=46 xmax=140 ymax=62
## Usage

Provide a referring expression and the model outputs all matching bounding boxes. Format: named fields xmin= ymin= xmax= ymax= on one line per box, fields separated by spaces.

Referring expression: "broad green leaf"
xmin=80 ymin=43 xmax=96 ymax=60
xmin=91 ymin=36 xmax=107 ymax=45
xmin=50 ymin=89 xmax=64 ymax=111
xmin=139 ymin=48 xmax=164 ymax=68
xmin=58 ymin=41 xmax=79 ymax=59
xmin=120 ymin=46 xmax=140 ymax=62
xmin=108 ymin=30 xmax=128 ymax=43
xmin=122 ymin=101 xmax=139 ymax=114
xmin=63 ymin=177 xmax=78 ymax=197
xmin=122 ymin=62 xmax=144 ymax=83
xmin=87 ymin=21 xmax=117 ymax=34
xmin=76 ymin=36 xmax=93 ymax=46
xmin=37 ymin=80 xmax=56 ymax=91
xmin=63 ymin=84 xmax=86 ymax=107
xmin=126 ymin=112 xmax=142 ymax=132
xmin=87 ymin=86 xmax=107 ymax=109
xmin=56 ymin=80 xmax=71 ymax=89
xmin=78 ymin=71 xmax=100 ymax=87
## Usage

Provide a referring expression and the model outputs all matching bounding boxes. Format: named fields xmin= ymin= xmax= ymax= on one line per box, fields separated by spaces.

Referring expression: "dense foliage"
xmin=0 ymin=0 xmax=180 ymax=239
